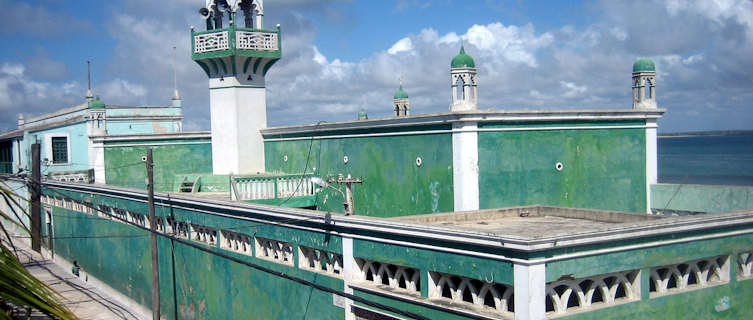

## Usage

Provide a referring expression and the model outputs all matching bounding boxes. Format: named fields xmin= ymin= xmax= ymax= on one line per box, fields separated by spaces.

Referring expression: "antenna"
xmin=86 ymin=61 xmax=93 ymax=99
xmin=172 ymin=46 xmax=180 ymax=100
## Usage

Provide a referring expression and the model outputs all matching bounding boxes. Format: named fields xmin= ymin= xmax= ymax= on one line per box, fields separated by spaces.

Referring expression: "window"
xmin=51 ymin=137 xmax=68 ymax=163
xmin=45 ymin=134 xmax=70 ymax=165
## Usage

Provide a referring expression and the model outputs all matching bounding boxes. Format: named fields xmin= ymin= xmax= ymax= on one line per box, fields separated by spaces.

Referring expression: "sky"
xmin=0 ymin=0 xmax=751 ymax=134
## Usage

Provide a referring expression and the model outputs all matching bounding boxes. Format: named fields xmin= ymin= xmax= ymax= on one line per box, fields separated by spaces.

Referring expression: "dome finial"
xmin=451 ymin=45 xmax=475 ymax=68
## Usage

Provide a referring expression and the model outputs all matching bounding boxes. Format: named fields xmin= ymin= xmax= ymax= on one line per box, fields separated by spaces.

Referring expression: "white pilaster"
xmin=90 ymin=140 xmax=106 ymax=184
xmin=209 ymin=76 xmax=267 ymax=175
xmin=452 ymin=121 xmax=479 ymax=211
xmin=342 ymin=236 xmax=355 ymax=320
xmin=514 ymin=263 xmax=546 ymax=320
xmin=645 ymin=119 xmax=658 ymax=213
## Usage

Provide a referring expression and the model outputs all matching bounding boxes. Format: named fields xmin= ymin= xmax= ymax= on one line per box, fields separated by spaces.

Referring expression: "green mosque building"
xmin=1 ymin=1 xmax=753 ymax=319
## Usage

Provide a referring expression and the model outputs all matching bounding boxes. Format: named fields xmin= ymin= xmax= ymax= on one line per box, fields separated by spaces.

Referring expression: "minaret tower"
xmin=450 ymin=46 xmax=477 ymax=111
xmin=632 ymin=58 xmax=657 ymax=109
xmin=192 ymin=0 xmax=280 ymax=174
xmin=393 ymin=82 xmax=410 ymax=117
xmin=85 ymin=62 xmax=106 ymax=136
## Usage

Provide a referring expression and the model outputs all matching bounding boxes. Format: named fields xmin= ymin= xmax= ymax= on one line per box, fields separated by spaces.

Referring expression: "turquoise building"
xmin=1 ymin=1 xmax=752 ymax=319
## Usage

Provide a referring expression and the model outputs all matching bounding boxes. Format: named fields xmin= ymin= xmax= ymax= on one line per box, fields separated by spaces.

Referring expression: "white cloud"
xmin=464 ymin=23 xmax=553 ymax=68
xmin=388 ymin=37 xmax=414 ymax=55
xmin=560 ymin=81 xmax=588 ymax=98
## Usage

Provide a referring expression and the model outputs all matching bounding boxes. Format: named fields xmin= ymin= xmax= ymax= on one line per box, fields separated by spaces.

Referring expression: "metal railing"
xmin=231 ymin=173 xmax=315 ymax=201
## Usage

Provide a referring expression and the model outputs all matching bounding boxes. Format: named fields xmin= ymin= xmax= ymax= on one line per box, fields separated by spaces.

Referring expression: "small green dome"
xmin=357 ymin=109 xmax=368 ymax=120
xmin=90 ymin=96 xmax=105 ymax=109
xmin=393 ymin=85 xmax=409 ymax=100
xmin=451 ymin=46 xmax=475 ymax=68
xmin=633 ymin=58 xmax=655 ymax=72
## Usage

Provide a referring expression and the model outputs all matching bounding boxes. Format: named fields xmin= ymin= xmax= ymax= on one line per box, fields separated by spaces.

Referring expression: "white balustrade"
xmin=236 ymin=31 xmax=278 ymax=51
xmin=428 ymin=272 xmax=514 ymax=316
xmin=738 ymin=251 xmax=753 ymax=281
xmin=220 ymin=229 xmax=252 ymax=256
xmin=234 ymin=176 xmax=315 ymax=201
xmin=546 ymin=270 xmax=640 ymax=316
xmin=299 ymin=246 xmax=343 ymax=278
xmin=649 ymin=256 xmax=729 ymax=297
xmin=255 ymin=236 xmax=294 ymax=266
xmin=355 ymin=258 xmax=420 ymax=295
xmin=194 ymin=31 xmax=229 ymax=53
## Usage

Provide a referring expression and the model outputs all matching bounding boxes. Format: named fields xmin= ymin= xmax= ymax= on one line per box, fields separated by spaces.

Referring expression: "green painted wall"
xmin=546 ymin=233 xmax=753 ymax=319
xmin=478 ymin=122 xmax=647 ymax=213
xmin=104 ymin=140 xmax=212 ymax=192
xmin=652 ymin=184 xmax=753 ymax=213
xmin=264 ymin=130 xmax=454 ymax=218
xmin=42 ymin=187 xmax=344 ymax=320
xmin=354 ymin=238 xmax=514 ymax=287
xmin=558 ymin=282 xmax=753 ymax=320
xmin=37 ymin=185 xmax=753 ymax=320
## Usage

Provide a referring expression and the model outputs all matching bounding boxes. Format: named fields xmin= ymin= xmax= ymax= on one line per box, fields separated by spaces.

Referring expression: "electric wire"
xmin=17 ymin=178 xmax=431 ymax=320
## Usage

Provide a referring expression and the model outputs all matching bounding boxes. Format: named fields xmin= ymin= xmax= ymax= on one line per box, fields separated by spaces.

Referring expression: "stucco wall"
xmin=264 ymin=129 xmax=454 ymax=218
xmin=478 ymin=122 xmax=647 ymax=213
xmin=652 ymin=184 xmax=753 ymax=213
xmin=104 ymin=139 xmax=212 ymax=191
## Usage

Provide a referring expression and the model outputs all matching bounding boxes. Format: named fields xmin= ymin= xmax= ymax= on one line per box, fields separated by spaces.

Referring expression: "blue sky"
xmin=1 ymin=0 xmax=752 ymax=134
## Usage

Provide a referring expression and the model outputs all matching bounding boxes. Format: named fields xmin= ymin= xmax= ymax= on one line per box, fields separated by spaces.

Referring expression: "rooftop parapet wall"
xmin=261 ymin=109 xmax=665 ymax=138
xmin=263 ymin=110 xmax=661 ymax=216
xmin=35 ymin=180 xmax=753 ymax=320
xmin=96 ymin=132 xmax=212 ymax=191
xmin=652 ymin=183 xmax=753 ymax=214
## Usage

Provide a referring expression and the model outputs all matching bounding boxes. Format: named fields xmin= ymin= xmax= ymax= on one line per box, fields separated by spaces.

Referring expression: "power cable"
xmin=23 ymin=179 xmax=430 ymax=320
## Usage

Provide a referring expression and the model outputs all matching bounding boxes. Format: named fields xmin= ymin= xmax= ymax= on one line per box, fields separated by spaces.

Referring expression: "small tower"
xmin=393 ymin=84 xmax=410 ymax=117
xmin=357 ymin=108 xmax=368 ymax=120
xmin=192 ymin=0 xmax=280 ymax=174
xmin=17 ymin=114 xmax=24 ymax=128
xmin=450 ymin=46 xmax=477 ymax=111
xmin=87 ymin=96 xmax=107 ymax=136
xmin=632 ymin=58 xmax=657 ymax=109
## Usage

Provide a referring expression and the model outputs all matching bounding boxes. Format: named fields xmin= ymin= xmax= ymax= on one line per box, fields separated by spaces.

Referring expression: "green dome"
xmin=633 ymin=58 xmax=655 ymax=72
xmin=393 ymin=85 xmax=409 ymax=100
xmin=451 ymin=46 xmax=475 ymax=68
xmin=357 ymin=109 xmax=368 ymax=120
xmin=90 ymin=96 xmax=105 ymax=109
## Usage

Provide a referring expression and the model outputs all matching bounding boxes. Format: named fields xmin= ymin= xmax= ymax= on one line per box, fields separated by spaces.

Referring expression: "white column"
xmin=91 ymin=141 xmax=105 ymax=184
xmin=452 ymin=121 xmax=479 ymax=211
xmin=514 ymin=263 xmax=546 ymax=320
xmin=342 ymin=236 xmax=356 ymax=320
xmin=209 ymin=76 xmax=267 ymax=175
xmin=645 ymin=119 xmax=658 ymax=213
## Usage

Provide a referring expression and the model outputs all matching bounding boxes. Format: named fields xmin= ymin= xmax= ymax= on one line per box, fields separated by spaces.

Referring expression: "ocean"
xmin=658 ymin=134 xmax=753 ymax=186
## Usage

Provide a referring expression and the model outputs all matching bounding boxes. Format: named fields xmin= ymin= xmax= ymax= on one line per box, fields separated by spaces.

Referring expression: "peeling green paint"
xmin=264 ymin=132 xmax=454 ymax=218
xmin=652 ymin=184 xmax=753 ymax=213
xmin=104 ymin=140 xmax=212 ymax=191
xmin=42 ymin=189 xmax=345 ymax=320
xmin=478 ymin=125 xmax=647 ymax=213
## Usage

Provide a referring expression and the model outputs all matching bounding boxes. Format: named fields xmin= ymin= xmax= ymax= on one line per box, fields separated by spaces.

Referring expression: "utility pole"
xmin=329 ymin=174 xmax=362 ymax=216
xmin=146 ymin=149 xmax=160 ymax=319
xmin=30 ymin=143 xmax=41 ymax=252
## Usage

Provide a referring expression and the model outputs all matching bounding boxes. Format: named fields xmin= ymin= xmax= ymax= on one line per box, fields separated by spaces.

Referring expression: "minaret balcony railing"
xmin=192 ymin=25 xmax=281 ymax=58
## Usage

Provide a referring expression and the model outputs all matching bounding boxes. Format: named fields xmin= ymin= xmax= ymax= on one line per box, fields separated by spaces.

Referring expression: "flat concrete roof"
xmin=389 ymin=205 xmax=663 ymax=238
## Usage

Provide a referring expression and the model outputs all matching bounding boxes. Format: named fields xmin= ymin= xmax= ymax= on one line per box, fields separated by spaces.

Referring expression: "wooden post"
xmin=31 ymin=143 xmax=41 ymax=252
xmin=147 ymin=149 xmax=160 ymax=319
